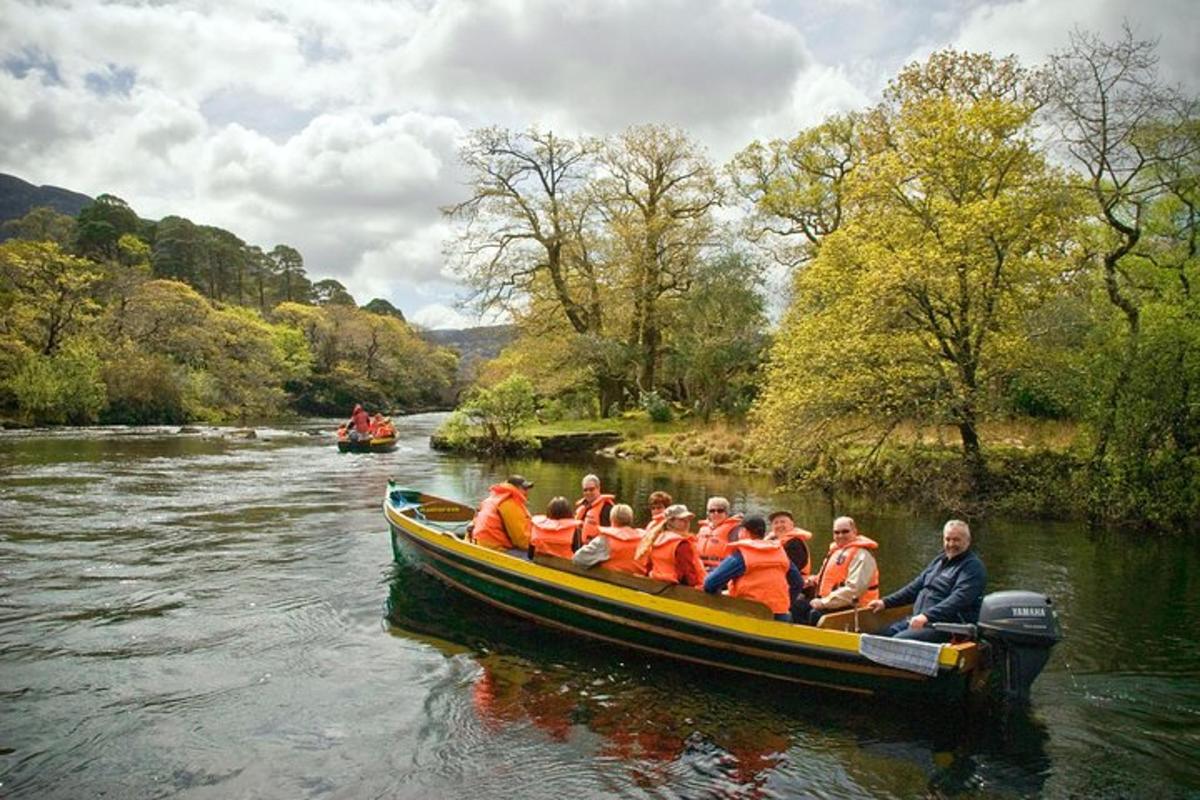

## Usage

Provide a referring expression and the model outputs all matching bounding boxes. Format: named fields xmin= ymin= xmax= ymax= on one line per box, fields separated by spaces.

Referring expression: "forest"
xmin=440 ymin=33 xmax=1198 ymax=530
xmin=0 ymin=195 xmax=458 ymax=426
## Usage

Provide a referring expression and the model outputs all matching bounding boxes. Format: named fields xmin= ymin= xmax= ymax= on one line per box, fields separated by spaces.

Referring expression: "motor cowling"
xmin=976 ymin=590 xmax=1062 ymax=703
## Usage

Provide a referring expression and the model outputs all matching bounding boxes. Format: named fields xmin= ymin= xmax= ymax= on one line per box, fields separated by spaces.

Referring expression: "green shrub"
xmin=640 ymin=390 xmax=673 ymax=423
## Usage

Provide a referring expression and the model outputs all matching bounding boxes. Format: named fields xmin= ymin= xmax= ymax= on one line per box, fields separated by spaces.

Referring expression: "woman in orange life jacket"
xmin=529 ymin=496 xmax=579 ymax=559
xmin=792 ymin=515 xmax=880 ymax=626
xmin=470 ymin=475 xmax=535 ymax=553
xmin=694 ymin=497 xmax=744 ymax=570
xmin=571 ymin=504 xmax=645 ymax=575
xmin=702 ymin=516 xmax=804 ymax=621
xmin=647 ymin=491 xmax=673 ymax=526
xmin=767 ymin=510 xmax=814 ymax=578
xmin=635 ymin=504 xmax=706 ymax=588
xmin=574 ymin=473 xmax=616 ymax=546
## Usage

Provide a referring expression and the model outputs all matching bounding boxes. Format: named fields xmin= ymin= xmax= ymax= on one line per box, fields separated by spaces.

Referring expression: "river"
xmin=1 ymin=413 xmax=1197 ymax=799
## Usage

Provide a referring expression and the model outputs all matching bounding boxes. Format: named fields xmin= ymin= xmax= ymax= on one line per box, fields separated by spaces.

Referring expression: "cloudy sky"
xmin=2 ymin=0 xmax=1196 ymax=328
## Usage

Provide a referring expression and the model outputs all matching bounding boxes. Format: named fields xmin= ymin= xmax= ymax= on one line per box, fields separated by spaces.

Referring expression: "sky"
xmin=1 ymin=0 xmax=1196 ymax=329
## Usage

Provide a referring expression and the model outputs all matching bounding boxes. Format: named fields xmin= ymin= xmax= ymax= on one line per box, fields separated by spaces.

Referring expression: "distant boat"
xmin=383 ymin=484 xmax=1061 ymax=705
xmin=336 ymin=429 xmax=398 ymax=453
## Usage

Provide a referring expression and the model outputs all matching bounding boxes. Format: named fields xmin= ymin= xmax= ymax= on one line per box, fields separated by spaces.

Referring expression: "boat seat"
xmin=531 ymin=554 xmax=774 ymax=620
xmin=815 ymin=604 xmax=913 ymax=634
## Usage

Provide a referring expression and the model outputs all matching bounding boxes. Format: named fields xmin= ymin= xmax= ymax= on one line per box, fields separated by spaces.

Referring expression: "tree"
xmin=74 ymin=194 xmax=141 ymax=261
xmin=461 ymin=373 xmax=537 ymax=450
xmin=597 ymin=124 xmax=721 ymax=392
xmin=668 ymin=251 xmax=768 ymax=421
xmin=446 ymin=126 xmax=635 ymax=413
xmin=0 ymin=240 xmax=103 ymax=355
xmin=2 ymin=206 xmax=76 ymax=246
xmin=8 ymin=338 xmax=106 ymax=424
xmin=752 ymin=50 xmax=1078 ymax=490
xmin=362 ymin=297 xmax=406 ymax=320
xmin=270 ymin=244 xmax=309 ymax=304
xmin=729 ymin=113 xmax=862 ymax=268
xmin=312 ymin=278 xmax=357 ymax=306
xmin=1045 ymin=27 xmax=1200 ymax=518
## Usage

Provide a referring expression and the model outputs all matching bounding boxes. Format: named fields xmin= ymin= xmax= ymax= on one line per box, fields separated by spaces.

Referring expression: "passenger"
xmin=572 ymin=504 xmax=646 ymax=575
xmin=347 ymin=403 xmax=371 ymax=442
xmin=767 ymin=510 xmax=814 ymax=578
xmin=793 ymin=516 xmax=880 ymax=626
xmin=574 ymin=473 xmax=616 ymax=546
xmin=866 ymin=520 xmax=986 ymax=643
xmin=470 ymin=475 xmax=534 ymax=553
xmin=647 ymin=491 xmax=673 ymax=525
xmin=702 ymin=516 xmax=803 ymax=622
xmin=529 ymin=496 xmax=579 ymax=559
xmin=695 ymin=496 xmax=744 ymax=570
xmin=636 ymin=504 xmax=706 ymax=588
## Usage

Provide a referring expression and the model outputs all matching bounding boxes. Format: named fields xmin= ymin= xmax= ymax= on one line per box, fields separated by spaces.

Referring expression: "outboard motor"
xmin=976 ymin=590 xmax=1062 ymax=703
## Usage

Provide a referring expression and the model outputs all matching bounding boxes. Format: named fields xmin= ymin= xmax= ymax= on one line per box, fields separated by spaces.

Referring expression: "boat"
xmin=336 ymin=429 xmax=398 ymax=452
xmin=383 ymin=484 xmax=1061 ymax=704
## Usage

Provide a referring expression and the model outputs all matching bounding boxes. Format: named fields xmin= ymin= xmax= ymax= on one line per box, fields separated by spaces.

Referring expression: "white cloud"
xmin=950 ymin=0 xmax=1199 ymax=91
xmin=396 ymin=0 xmax=810 ymax=133
xmin=2 ymin=0 xmax=1195 ymax=330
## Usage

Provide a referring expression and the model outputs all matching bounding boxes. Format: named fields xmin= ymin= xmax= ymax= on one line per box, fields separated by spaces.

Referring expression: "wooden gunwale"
xmin=383 ymin=493 xmax=977 ymax=697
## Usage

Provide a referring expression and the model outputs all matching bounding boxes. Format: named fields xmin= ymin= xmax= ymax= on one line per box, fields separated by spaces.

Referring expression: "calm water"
xmin=1 ymin=413 xmax=1198 ymax=799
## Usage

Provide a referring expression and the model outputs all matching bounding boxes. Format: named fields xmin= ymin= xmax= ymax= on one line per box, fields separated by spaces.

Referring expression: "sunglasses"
xmin=707 ymin=508 xmax=728 ymax=514
xmin=833 ymin=528 xmax=853 ymax=534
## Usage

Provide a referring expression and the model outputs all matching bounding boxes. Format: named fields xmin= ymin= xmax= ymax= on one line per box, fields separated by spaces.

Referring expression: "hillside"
xmin=420 ymin=324 xmax=515 ymax=378
xmin=0 ymin=173 xmax=92 ymax=239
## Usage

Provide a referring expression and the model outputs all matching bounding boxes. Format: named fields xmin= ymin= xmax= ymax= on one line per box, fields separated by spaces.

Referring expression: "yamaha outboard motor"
xmin=976 ymin=591 xmax=1062 ymax=703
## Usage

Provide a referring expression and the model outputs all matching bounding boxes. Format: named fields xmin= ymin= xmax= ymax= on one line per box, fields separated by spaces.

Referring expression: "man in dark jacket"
xmin=867 ymin=520 xmax=986 ymax=643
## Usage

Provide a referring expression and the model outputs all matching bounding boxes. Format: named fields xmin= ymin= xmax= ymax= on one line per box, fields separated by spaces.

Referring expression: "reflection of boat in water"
xmin=384 ymin=485 xmax=1061 ymax=704
xmin=384 ymin=567 xmax=1054 ymax=797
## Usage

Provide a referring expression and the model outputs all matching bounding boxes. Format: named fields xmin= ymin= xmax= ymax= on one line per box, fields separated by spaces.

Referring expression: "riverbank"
xmin=433 ymin=413 xmax=1194 ymax=529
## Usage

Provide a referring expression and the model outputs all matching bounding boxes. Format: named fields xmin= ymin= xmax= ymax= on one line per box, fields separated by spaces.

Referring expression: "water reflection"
xmin=384 ymin=562 xmax=1053 ymax=798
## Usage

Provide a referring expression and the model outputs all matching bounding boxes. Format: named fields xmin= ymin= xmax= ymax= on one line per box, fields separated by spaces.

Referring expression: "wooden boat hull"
xmin=384 ymin=487 xmax=983 ymax=701
xmin=337 ymin=435 xmax=398 ymax=453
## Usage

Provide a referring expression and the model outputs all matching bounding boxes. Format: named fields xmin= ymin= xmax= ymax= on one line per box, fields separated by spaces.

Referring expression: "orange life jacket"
xmin=696 ymin=514 xmax=743 ymax=569
xmin=575 ymin=494 xmax=615 ymax=544
xmin=727 ymin=539 xmax=792 ymax=614
xmin=816 ymin=535 xmax=880 ymax=606
xmin=530 ymin=516 xmax=578 ymax=558
xmin=596 ymin=525 xmax=646 ymax=574
xmin=472 ymin=484 xmax=529 ymax=550
xmin=776 ymin=528 xmax=814 ymax=577
xmin=648 ymin=532 xmax=707 ymax=587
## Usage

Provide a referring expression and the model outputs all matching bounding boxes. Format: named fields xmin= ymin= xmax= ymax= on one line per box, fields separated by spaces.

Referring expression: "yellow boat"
xmin=383 ymin=484 xmax=1061 ymax=704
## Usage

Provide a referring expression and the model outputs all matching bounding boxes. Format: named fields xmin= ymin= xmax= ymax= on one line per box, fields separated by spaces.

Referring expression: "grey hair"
xmin=943 ymin=519 xmax=971 ymax=540
xmin=610 ymin=504 xmax=634 ymax=526
xmin=581 ymin=473 xmax=601 ymax=488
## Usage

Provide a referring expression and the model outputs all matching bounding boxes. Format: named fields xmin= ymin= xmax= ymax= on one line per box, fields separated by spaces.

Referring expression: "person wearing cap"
xmin=636 ymin=504 xmax=706 ymax=588
xmin=695 ymin=496 xmax=744 ymax=570
xmin=574 ymin=474 xmax=616 ymax=546
xmin=470 ymin=475 xmax=534 ymax=552
xmin=767 ymin=510 xmax=814 ymax=578
xmin=703 ymin=516 xmax=804 ymax=621
xmin=572 ymin=504 xmax=646 ymax=574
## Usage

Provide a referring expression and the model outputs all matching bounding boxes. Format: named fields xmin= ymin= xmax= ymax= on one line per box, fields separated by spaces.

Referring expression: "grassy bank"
xmin=435 ymin=413 xmax=1195 ymax=531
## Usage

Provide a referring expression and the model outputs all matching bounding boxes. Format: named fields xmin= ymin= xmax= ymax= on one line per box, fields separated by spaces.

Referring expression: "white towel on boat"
xmin=858 ymin=634 xmax=945 ymax=677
